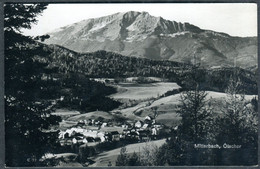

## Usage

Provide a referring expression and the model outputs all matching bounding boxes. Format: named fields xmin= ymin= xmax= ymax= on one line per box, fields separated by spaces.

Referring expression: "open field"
xmin=156 ymin=113 xmax=181 ymax=126
xmin=125 ymin=77 xmax=164 ymax=82
xmin=51 ymin=109 xmax=80 ymax=116
xmin=112 ymin=101 xmax=151 ymax=120
xmin=136 ymin=91 xmax=257 ymax=113
xmin=67 ymin=111 xmax=113 ymax=121
xmin=55 ymin=84 xmax=257 ymax=129
xmin=89 ymin=139 xmax=166 ymax=167
xmin=43 ymin=153 xmax=78 ymax=160
xmin=110 ymin=82 xmax=180 ymax=100
xmin=113 ymin=90 xmax=257 ymax=127
xmin=59 ymin=120 xmax=78 ymax=130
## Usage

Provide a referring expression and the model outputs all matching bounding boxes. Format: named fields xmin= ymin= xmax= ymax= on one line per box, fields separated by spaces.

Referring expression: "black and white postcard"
xmin=4 ymin=2 xmax=258 ymax=167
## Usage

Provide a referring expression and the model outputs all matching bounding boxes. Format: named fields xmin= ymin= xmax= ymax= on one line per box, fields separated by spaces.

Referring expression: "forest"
xmin=36 ymin=44 xmax=258 ymax=95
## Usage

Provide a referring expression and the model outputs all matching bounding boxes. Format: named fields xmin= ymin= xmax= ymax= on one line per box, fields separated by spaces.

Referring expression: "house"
xmin=145 ymin=116 xmax=152 ymax=120
xmin=152 ymin=119 xmax=156 ymax=124
xmin=78 ymin=120 xmax=85 ymax=126
xmin=60 ymin=96 xmax=65 ymax=101
xmin=104 ymin=132 xmax=111 ymax=140
xmin=97 ymin=131 xmax=105 ymax=137
xmin=64 ymin=139 xmax=72 ymax=146
xmin=91 ymin=119 xmax=95 ymax=124
xmin=120 ymin=133 xmax=125 ymax=139
xmin=128 ymin=131 xmax=139 ymax=140
xmin=110 ymin=131 xmax=120 ymax=141
xmin=60 ymin=140 xmax=65 ymax=146
xmin=153 ymin=124 xmax=163 ymax=130
xmin=99 ymin=136 xmax=106 ymax=142
xmin=83 ymin=138 xmax=88 ymax=144
xmin=152 ymin=128 xmax=158 ymax=135
xmin=59 ymin=131 xmax=66 ymax=139
xmin=126 ymin=120 xmax=134 ymax=127
xmin=174 ymin=126 xmax=178 ymax=130
xmin=121 ymin=124 xmax=129 ymax=129
xmin=107 ymin=122 xmax=113 ymax=127
xmin=135 ymin=121 xmax=143 ymax=128
xmin=87 ymin=119 xmax=93 ymax=125
xmin=65 ymin=129 xmax=74 ymax=137
xmin=84 ymin=120 xmax=88 ymax=125
xmin=137 ymin=130 xmax=150 ymax=142
xmin=72 ymin=138 xmax=77 ymax=144
xmin=145 ymin=115 xmax=153 ymax=121
xmin=141 ymin=124 xmax=149 ymax=130
xmin=130 ymin=127 xmax=137 ymax=133
xmin=94 ymin=121 xmax=101 ymax=126
xmin=101 ymin=122 xmax=108 ymax=128
xmin=82 ymin=130 xmax=97 ymax=138
xmin=70 ymin=131 xmax=77 ymax=137
xmin=76 ymin=136 xmax=84 ymax=144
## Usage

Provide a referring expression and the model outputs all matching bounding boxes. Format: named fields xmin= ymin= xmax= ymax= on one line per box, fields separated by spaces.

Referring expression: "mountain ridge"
xmin=44 ymin=11 xmax=257 ymax=70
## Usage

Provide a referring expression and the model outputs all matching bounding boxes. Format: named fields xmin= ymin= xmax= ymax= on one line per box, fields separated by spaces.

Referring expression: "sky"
xmin=22 ymin=3 xmax=257 ymax=37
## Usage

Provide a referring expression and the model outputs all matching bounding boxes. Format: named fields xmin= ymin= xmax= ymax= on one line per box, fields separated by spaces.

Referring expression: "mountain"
xmin=44 ymin=11 xmax=257 ymax=70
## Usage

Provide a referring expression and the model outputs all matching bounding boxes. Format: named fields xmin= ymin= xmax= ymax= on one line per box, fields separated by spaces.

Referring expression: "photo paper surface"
xmin=4 ymin=3 xmax=258 ymax=167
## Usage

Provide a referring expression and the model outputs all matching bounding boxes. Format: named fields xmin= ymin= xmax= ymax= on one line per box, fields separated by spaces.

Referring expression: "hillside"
xmin=44 ymin=11 xmax=257 ymax=71
xmin=89 ymin=139 xmax=166 ymax=167
xmin=113 ymin=90 xmax=257 ymax=127
xmin=41 ymin=45 xmax=257 ymax=95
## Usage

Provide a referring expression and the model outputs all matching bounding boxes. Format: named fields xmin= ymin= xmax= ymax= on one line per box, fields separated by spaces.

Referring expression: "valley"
xmin=9 ymin=39 xmax=257 ymax=166
xmin=47 ymin=77 xmax=257 ymax=166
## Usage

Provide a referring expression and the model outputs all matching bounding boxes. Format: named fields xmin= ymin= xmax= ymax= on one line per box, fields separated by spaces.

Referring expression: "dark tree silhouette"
xmin=214 ymin=72 xmax=258 ymax=165
xmin=128 ymin=152 xmax=140 ymax=166
xmin=5 ymin=3 xmax=62 ymax=167
xmin=115 ymin=147 xmax=129 ymax=166
xmin=157 ymin=65 xmax=214 ymax=165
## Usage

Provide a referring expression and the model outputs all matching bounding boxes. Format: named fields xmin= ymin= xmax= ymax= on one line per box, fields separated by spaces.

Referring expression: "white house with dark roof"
xmin=135 ymin=120 xmax=143 ymax=128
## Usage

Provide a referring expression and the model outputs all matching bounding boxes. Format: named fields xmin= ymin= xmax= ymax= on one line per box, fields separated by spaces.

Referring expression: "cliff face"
xmin=45 ymin=11 xmax=257 ymax=70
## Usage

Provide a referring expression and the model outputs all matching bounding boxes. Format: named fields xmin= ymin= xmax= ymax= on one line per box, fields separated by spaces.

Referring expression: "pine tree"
xmin=178 ymin=88 xmax=211 ymax=142
xmin=5 ymin=3 xmax=61 ymax=166
xmin=115 ymin=147 xmax=129 ymax=166
xmin=139 ymin=143 xmax=160 ymax=166
xmin=214 ymin=71 xmax=258 ymax=165
xmin=128 ymin=152 xmax=140 ymax=166
xmin=157 ymin=65 xmax=214 ymax=165
xmin=178 ymin=65 xmax=213 ymax=143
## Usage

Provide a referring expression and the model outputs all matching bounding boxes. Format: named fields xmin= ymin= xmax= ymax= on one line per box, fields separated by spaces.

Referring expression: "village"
xmin=58 ymin=114 xmax=166 ymax=148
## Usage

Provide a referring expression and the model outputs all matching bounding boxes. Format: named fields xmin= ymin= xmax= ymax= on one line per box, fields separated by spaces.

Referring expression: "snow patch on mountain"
xmin=160 ymin=31 xmax=189 ymax=38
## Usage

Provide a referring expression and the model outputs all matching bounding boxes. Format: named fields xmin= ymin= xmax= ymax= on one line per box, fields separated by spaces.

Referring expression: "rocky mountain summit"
xmin=44 ymin=11 xmax=257 ymax=70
